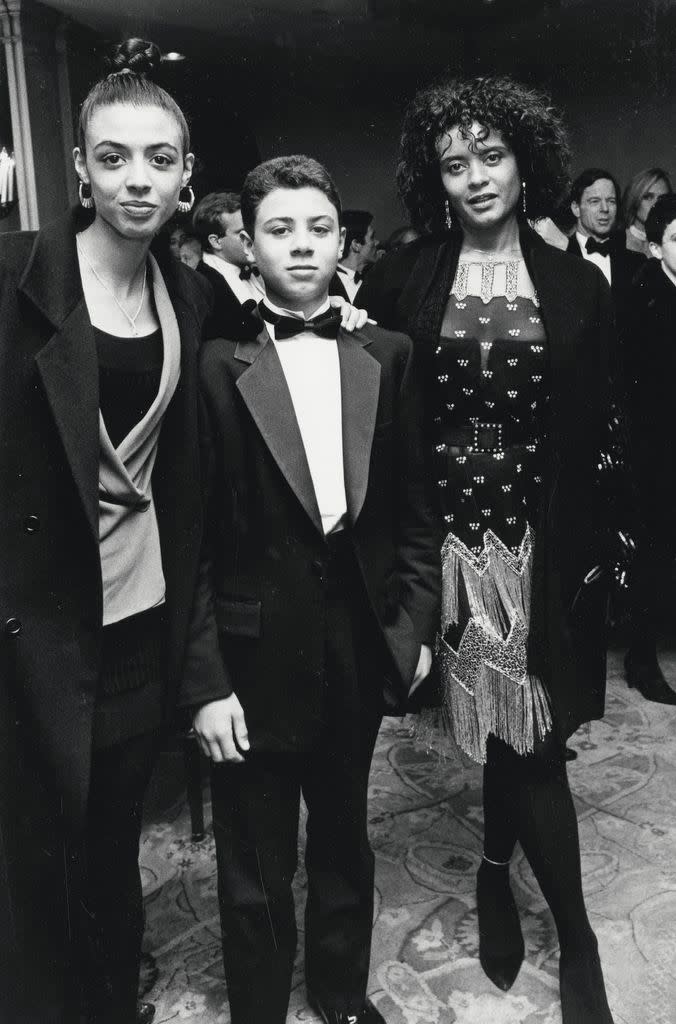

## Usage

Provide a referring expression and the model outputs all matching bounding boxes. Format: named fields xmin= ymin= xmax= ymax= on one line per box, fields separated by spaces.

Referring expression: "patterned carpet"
xmin=139 ymin=650 xmax=676 ymax=1024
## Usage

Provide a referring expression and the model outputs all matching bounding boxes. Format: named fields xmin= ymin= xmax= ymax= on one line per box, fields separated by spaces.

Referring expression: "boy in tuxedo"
xmin=190 ymin=155 xmax=440 ymax=1024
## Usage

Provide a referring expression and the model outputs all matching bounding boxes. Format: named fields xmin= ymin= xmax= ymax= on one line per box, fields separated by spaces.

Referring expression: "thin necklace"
xmin=76 ymin=238 xmax=148 ymax=337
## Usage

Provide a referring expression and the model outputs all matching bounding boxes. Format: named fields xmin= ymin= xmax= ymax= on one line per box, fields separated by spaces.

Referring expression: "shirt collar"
xmin=264 ymin=296 xmax=331 ymax=320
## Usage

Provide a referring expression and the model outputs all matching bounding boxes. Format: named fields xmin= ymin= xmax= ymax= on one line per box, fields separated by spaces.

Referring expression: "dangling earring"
xmin=521 ymin=180 xmax=527 ymax=216
xmin=79 ymin=180 xmax=94 ymax=210
xmin=177 ymin=185 xmax=195 ymax=214
xmin=445 ymin=198 xmax=453 ymax=231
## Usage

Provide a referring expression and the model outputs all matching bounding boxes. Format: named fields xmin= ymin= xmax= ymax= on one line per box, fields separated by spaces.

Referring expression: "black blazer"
xmin=193 ymin=319 xmax=441 ymax=752
xmin=196 ymin=258 xmax=259 ymax=340
xmin=360 ymin=227 xmax=614 ymax=741
xmin=566 ymin=232 xmax=644 ymax=322
xmin=0 ymin=209 xmax=228 ymax=1022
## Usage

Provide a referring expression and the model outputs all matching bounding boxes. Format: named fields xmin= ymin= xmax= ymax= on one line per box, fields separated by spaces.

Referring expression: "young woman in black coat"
xmin=360 ymin=77 xmax=615 ymax=1023
xmin=0 ymin=39 xmax=234 ymax=1024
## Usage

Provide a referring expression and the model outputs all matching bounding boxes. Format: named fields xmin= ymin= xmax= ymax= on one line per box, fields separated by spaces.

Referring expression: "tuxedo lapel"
xmin=235 ymin=329 xmax=323 ymax=536
xmin=338 ymin=329 xmax=380 ymax=524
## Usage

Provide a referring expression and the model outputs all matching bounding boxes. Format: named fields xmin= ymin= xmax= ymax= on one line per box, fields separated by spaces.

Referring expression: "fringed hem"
xmin=417 ymin=522 xmax=552 ymax=764
xmin=411 ymin=664 xmax=552 ymax=765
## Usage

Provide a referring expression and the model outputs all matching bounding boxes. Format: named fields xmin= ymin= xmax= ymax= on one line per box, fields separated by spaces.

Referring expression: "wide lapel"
xmin=338 ymin=327 xmax=380 ymax=525
xmin=235 ymin=327 xmax=323 ymax=536
xmin=24 ymin=210 xmax=100 ymax=540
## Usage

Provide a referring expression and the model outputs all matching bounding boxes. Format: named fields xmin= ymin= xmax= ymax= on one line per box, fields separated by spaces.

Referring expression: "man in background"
xmin=192 ymin=191 xmax=264 ymax=338
xmin=331 ymin=209 xmax=378 ymax=302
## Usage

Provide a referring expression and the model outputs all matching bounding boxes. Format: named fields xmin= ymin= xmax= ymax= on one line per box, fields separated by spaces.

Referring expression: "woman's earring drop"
xmin=521 ymin=180 xmax=527 ymax=216
xmin=445 ymin=198 xmax=453 ymax=231
xmin=79 ymin=181 xmax=94 ymax=210
xmin=177 ymin=185 xmax=195 ymax=214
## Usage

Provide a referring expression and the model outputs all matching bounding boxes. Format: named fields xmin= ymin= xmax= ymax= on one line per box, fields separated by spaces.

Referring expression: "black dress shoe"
xmin=625 ymin=651 xmax=676 ymax=705
xmin=309 ymin=992 xmax=386 ymax=1024
xmin=136 ymin=1003 xmax=156 ymax=1024
xmin=476 ymin=859 xmax=524 ymax=991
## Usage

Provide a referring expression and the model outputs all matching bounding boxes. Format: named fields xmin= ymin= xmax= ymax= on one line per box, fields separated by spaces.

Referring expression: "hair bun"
xmin=105 ymin=38 xmax=161 ymax=78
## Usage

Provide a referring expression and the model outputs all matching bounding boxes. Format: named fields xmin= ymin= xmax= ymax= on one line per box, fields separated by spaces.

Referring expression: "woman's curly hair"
xmin=397 ymin=76 xmax=570 ymax=234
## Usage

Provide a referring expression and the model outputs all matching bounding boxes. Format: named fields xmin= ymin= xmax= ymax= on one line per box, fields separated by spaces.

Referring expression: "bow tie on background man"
xmin=259 ymin=302 xmax=342 ymax=340
xmin=585 ymin=236 xmax=616 ymax=257
xmin=337 ymin=265 xmax=363 ymax=284
xmin=239 ymin=263 xmax=261 ymax=280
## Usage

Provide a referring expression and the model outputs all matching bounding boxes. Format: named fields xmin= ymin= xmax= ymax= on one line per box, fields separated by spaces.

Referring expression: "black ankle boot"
xmin=476 ymin=858 xmax=525 ymax=991
xmin=625 ymin=650 xmax=676 ymax=705
xmin=559 ymin=939 xmax=614 ymax=1024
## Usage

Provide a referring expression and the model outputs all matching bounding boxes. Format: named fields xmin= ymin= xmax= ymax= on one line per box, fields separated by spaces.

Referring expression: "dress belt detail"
xmin=439 ymin=421 xmax=535 ymax=453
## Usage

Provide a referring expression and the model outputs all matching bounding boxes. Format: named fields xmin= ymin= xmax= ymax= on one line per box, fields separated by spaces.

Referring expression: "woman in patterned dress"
xmin=360 ymin=77 xmax=615 ymax=1023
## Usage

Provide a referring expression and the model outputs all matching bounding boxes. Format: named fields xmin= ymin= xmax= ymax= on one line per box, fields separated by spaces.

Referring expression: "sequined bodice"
xmin=436 ymin=294 xmax=547 ymax=431
xmin=431 ymin=290 xmax=549 ymax=555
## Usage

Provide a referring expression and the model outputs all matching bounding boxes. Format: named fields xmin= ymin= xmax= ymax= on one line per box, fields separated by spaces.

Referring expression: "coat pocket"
xmin=215 ymin=597 xmax=262 ymax=638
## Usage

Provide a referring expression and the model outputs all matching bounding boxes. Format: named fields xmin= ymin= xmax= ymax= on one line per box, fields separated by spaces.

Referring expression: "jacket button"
xmin=311 ymin=559 xmax=324 ymax=578
xmin=24 ymin=514 xmax=40 ymax=533
xmin=5 ymin=617 xmax=22 ymax=637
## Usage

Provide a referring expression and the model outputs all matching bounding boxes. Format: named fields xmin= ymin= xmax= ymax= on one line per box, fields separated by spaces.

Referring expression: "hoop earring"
xmin=79 ymin=181 xmax=94 ymax=210
xmin=445 ymin=198 xmax=453 ymax=230
xmin=177 ymin=185 xmax=195 ymax=214
xmin=521 ymin=180 xmax=527 ymax=216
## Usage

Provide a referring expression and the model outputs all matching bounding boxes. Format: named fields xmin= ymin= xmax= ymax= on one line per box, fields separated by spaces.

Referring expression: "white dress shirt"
xmin=267 ymin=298 xmax=347 ymax=535
xmin=336 ymin=264 xmax=362 ymax=303
xmin=202 ymin=252 xmax=265 ymax=304
xmin=575 ymin=231 xmax=612 ymax=284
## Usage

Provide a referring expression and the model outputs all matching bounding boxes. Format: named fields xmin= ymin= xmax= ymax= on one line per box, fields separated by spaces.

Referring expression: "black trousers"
xmin=78 ymin=730 xmax=161 ymax=1024
xmin=210 ymin=537 xmax=385 ymax=1024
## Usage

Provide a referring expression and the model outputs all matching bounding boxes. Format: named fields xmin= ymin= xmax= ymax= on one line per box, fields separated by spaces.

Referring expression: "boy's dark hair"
xmin=570 ymin=168 xmax=620 ymax=207
xmin=192 ymin=192 xmax=241 ymax=249
xmin=646 ymin=193 xmax=676 ymax=245
xmin=78 ymin=38 xmax=190 ymax=155
xmin=341 ymin=210 xmax=373 ymax=256
xmin=241 ymin=155 xmax=342 ymax=236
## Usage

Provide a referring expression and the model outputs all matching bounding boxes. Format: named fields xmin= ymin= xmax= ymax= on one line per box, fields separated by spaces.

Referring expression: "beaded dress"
xmin=423 ymin=256 xmax=553 ymax=763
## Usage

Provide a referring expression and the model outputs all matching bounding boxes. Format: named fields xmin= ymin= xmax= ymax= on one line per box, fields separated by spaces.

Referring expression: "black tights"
xmin=482 ymin=733 xmax=595 ymax=956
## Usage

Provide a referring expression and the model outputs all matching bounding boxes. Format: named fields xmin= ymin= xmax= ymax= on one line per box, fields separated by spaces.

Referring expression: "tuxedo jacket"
xmin=196 ymin=259 xmax=259 ymax=340
xmin=566 ymin=233 xmax=644 ymax=323
xmin=193 ymin=319 xmax=441 ymax=751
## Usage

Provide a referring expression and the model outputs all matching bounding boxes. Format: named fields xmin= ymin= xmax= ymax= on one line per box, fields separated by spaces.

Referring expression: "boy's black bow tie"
xmin=239 ymin=264 xmax=260 ymax=280
xmin=259 ymin=303 xmax=342 ymax=340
